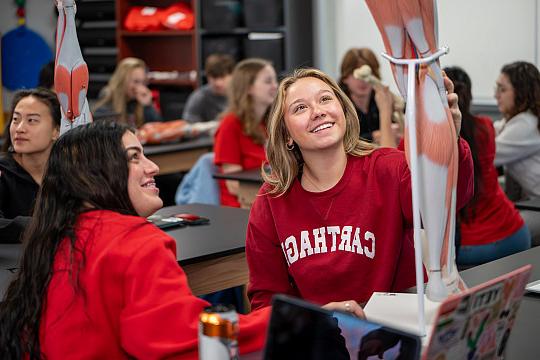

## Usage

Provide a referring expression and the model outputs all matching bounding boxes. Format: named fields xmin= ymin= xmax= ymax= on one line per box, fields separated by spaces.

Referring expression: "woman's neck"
xmin=301 ymin=149 xmax=348 ymax=192
xmin=13 ymin=151 xmax=50 ymax=185
xmin=252 ymin=102 xmax=268 ymax=121
xmin=350 ymin=92 xmax=370 ymax=113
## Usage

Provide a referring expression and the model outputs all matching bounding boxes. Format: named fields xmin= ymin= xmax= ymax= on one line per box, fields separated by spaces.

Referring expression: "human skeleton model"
xmin=365 ymin=0 xmax=465 ymax=301
xmin=54 ymin=0 xmax=92 ymax=135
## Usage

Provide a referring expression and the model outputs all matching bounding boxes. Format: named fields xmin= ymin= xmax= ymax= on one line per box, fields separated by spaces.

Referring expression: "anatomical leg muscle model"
xmin=54 ymin=0 xmax=92 ymax=134
xmin=366 ymin=0 xmax=465 ymax=302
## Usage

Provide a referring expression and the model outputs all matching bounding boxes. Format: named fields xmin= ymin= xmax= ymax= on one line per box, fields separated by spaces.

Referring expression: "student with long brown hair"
xmin=246 ymin=68 xmax=474 ymax=309
xmin=445 ymin=66 xmax=530 ymax=266
xmin=214 ymin=58 xmax=278 ymax=207
xmin=0 ymin=121 xmax=269 ymax=359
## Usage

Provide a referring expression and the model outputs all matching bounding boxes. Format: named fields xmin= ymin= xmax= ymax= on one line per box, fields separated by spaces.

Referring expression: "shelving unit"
xmin=111 ymin=0 xmax=313 ymax=118
xmin=77 ymin=0 xmax=117 ymax=99
xmin=196 ymin=0 xmax=313 ymax=81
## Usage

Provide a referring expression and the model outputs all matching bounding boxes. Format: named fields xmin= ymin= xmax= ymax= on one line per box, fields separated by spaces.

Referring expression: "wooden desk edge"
xmin=182 ymin=252 xmax=249 ymax=296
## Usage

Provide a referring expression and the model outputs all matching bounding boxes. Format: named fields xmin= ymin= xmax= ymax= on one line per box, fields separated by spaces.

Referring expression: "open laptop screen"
xmin=264 ymin=295 xmax=421 ymax=360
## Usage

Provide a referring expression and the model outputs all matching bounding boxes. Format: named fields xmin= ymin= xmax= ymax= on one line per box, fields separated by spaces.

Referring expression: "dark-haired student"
xmin=444 ymin=66 xmax=530 ymax=266
xmin=182 ymin=53 xmax=235 ymax=123
xmin=0 ymin=88 xmax=60 ymax=243
xmin=0 ymin=120 xmax=360 ymax=359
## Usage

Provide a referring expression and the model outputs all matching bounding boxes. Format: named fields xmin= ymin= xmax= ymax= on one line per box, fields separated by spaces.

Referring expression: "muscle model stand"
xmin=54 ymin=0 xmax=92 ymax=134
xmin=365 ymin=0 xmax=465 ymax=336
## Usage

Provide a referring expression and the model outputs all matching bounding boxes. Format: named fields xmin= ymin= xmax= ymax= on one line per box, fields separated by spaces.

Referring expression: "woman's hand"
xmin=373 ymin=84 xmax=394 ymax=120
xmin=443 ymin=74 xmax=462 ymax=137
xmin=322 ymin=300 xmax=365 ymax=319
xmin=135 ymin=84 xmax=153 ymax=106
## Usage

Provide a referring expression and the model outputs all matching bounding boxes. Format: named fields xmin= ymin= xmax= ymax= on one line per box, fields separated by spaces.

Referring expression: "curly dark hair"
xmin=501 ymin=61 xmax=540 ymax=132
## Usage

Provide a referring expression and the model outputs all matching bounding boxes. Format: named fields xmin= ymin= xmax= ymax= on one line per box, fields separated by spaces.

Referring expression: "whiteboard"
xmin=325 ymin=0 xmax=539 ymax=106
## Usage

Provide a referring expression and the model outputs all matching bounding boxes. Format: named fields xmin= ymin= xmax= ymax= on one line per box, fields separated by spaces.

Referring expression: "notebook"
xmin=264 ymin=294 xmax=421 ymax=360
xmin=365 ymin=264 xmax=532 ymax=360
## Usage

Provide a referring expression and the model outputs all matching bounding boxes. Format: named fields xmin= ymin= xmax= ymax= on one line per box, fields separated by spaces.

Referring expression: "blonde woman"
xmin=214 ymin=58 xmax=278 ymax=207
xmin=94 ymin=57 xmax=161 ymax=127
xmin=245 ymin=68 xmax=474 ymax=309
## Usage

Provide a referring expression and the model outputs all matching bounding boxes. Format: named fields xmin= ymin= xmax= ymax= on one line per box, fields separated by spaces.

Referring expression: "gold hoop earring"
xmin=286 ymin=142 xmax=295 ymax=151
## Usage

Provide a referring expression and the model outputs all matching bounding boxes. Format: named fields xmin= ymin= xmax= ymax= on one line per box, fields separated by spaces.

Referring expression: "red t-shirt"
xmin=39 ymin=210 xmax=269 ymax=359
xmin=247 ymin=140 xmax=473 ymax=308
xmin=459 ymin=116 xmax=524 ymax=245
xmin=214 ymin=112 xmax=267 ymax=207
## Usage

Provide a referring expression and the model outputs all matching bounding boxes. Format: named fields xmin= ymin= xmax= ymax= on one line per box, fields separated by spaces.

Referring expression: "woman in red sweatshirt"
xmin=0 ymin=121 xmax=268 ymax=359
xmin=246 ymin=68 xmax=474 ymax=309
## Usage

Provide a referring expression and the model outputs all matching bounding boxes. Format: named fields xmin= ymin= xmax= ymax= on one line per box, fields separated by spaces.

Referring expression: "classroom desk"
xmin=144 ymin=136 xmax=213 ymax=175
xmin=515 ymin=197 xmax=540 ymax=211
xmin=459 ymin=246 xmax=540 ymax=359
xmin=213 ymin=168 xmax=263 ymax=208
xmin=155 ymin=204 xmax=249 ymax=296
xmin=0 ymin=204 xmax=249 ymax=299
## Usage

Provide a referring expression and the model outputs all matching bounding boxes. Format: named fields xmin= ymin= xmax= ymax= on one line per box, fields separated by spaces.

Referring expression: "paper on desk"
xmin=364 ymin=292 xmax=441 ymax=345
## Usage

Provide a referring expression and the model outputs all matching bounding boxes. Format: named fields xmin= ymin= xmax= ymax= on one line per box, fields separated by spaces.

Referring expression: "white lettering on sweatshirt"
xmin=282 ymin=226 xmax=376 ymax=265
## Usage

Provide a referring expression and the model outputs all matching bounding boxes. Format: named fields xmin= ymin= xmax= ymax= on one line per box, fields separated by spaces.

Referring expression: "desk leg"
xmin=182 ymin=252 xmax=249 ymax=297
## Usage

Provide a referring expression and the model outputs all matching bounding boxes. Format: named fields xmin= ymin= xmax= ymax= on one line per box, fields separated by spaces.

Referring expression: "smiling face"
xmin=122 ymin=131 xmax=163 ymax=217
xmin=495 ymin=73 xmax=515 ymax=118
xmin=284 ymin=77 xmax=346 ymax=153
xmin=10 ymin=96 xmax=59 ymax=156
xmin=125 ymin=67 xmax=147 ymax=100
xmin=249 ymin=64 xmax=278 ymax=109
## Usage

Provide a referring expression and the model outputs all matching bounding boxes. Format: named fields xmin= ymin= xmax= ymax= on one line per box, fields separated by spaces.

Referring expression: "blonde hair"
xmin=94 ymin=57 xmax=147 ymax=127
xmin=224 ymin=58 xmax=271 ymax=145
xmin=264 ymin=68 xmax=376 ymax=196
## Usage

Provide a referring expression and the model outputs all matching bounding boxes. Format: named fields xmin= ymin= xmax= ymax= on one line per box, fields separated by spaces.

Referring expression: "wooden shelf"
xmin=120 ymin=30 xmax=195 ymax=37
xmin=149 ymin=78 xmax=197 ymax=87
xmin=199 ymin=27 xmax=286 ymax=36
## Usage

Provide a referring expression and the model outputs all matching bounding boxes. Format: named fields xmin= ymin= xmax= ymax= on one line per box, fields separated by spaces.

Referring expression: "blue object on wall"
xmin=1 ymin=26 xmax=53 ymax=90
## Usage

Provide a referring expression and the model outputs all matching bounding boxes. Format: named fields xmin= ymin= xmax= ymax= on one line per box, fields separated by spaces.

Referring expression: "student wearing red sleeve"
xmin=444 ymin=67 xmax=530 ymax=266
xmin=214 ymin=58 xmax=278 ymax=207
xmin=0 ymin=121 xmax=269 ymax=359
xmin=246 ymin=69 xmax=474 ymax=309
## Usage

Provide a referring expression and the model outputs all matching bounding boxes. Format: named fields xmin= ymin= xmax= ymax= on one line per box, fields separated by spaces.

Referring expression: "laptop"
xmin=264 ymin=294 xmax=422 ymax=360
xmin=365 ymin=264 xmax=532 ymax=360
xmin=424 ymin=265 xmax=531 ymax=359
xmin=262 ymin=264 xmax=531 ymax=360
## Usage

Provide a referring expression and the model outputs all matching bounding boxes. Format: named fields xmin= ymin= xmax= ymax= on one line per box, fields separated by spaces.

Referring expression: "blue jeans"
xmin=458 ymin=224 xmax=531 ymax=266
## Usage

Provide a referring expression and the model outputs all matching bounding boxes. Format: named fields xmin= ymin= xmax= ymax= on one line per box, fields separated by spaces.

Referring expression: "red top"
xmin=214 ymin=112 xmax=267 ymax=207
xmin=459 ymin=115 xmax=524 ymax=245
xmin=247 ymin=139 xmax=474 ymax=308
xmin=39 ymin=210 xmax=269 ymax=359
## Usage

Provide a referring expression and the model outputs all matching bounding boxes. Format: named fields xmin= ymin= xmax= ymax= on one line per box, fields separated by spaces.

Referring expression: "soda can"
xmin=199 ymin=304 xmax=239 ymax=360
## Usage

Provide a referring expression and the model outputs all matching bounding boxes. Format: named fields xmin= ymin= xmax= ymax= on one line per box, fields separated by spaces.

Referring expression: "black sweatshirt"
xmin=0 ymin=154 xmax=38 ymax=243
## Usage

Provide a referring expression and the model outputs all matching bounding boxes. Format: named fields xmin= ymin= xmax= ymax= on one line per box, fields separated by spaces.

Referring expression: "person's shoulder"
xmin=353 ymin=148 xmax=408 ymax=178
xmin=511 ymin=111 xmax=538 ymax=125
xmin=79 ymin=210 xmax=158 ymax=239
xmin=0 ymin=154 xmax=13 ymax=170
xmin=188 ymin=85 xmax=209 ymax=99
xmin=0 ymin=154 xmax=28 ymax=179
xmin=218 ymin=112 xmax=242 ymax=129
xmin=363 ymin=147 xmax=405 ymax=163
xmin=475 ymin=115 xmax=494 ymax=127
